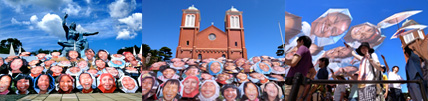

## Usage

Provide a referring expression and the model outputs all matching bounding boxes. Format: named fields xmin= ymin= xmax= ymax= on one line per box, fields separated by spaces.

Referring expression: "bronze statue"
xmin=58 ymin=14 xmax=99 ymax=55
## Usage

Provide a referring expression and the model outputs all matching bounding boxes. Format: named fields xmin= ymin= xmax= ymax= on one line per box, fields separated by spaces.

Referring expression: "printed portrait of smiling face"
xmin=225 ymin=63 xmax=237 ymax=71
xmin=124 ymin=53 xmax=135 ymax=61
xmin=106 ymin=67 xmax=119 ymax=77
xmin=252 ymin=57 xmax=261 ymax=64
xmin=30 ymin=66 xmax=43 ymax=77
xmin=16 ymin=78 xmax=30 ymax=93
xmin=250 ymin=73 xmax=266 ymax=81
xmin=264 ymin=83 xmax=279 ymax=101
xmin=79 ymin=73 xmax=93 ymax=90
xmin=173 ymin=60 xmax=185 ymax=68
xmin=201 ymin=73 xmax=213 ymax=80
xmin=28 ymin=60 xmax=39 ymax=67
xmin=112 ymin=54 xmax=123 ymax=59
xmin=162 ymin=68 xmax=176 ymax=79
xmin=98 ymin=51 xmax=109 ymax=61
xmin=237 ymin=73 xmax=248 ymax=82
xmin=311 ymin=12 xmax=351 ymax=38
xmin=259 ymin=62 xmax=270 ymax=72
xmin=217 ymin=73 xmax=230 ymax=81
xmin=69 ymin=67 xmax=81 ymax=74
xmin=36 ymin=53 xmax=46 ymax=60
xmin=184 ymin=67 xmax=199 ymax=77
xmin=350 ymin=23 xmax=378 ymax=41
xmin=59 ymin=60 xmax=71 ymax=66
xmin=10 ymin=59 xmax=23 ymax=72
xmin=201 ymin=81 xmax=216 ymax=98
xmin=37 ymin=75 xmax=50 ymax=94
xmin=244 ymin=82 xmax=259 ymax=100
xmin=209 ymin=62 xmax=221 ymax=74
xmin=223 ymin=87 xmax=238 ymax=101
xmin=59 ymin=75 xmax=73 ymax=93
xmin=182 ymin=76 xmax=199 ymax=97
xmin=85 ymin=49 xmax=95 ymax=60
xmin=235 ymin=58 xmax=246 ymax=67
xmin=141 ymin=77 xmax=154 ymax=95
xmin=87 ymin=69 xmax=98 ymax=76
xmin=323 ymin=46 xmax=352 ymax=59
xmin=77 ymin=61 xmax=88 ymax=69
xmin=95 ymin=60 xmax=106 ymax=69
xmin=101 ymin=75 xmax=114 ymax=90
xmin=44 ymin=60 xmax=55 ymax=68
xmin=0 ymin=75 xmax=11 ymax=93
xmin=162 ymin=80 xmax=179 ymax=101
xmin=68 ymin=50 xmax=79 ymax=60
xmin=51 ymin=52 xmax=61 ymax=58
xmin=112 ymin=60 xmax=123 ymax=65
xmin=122 ymin=76 xmax=136 ymax=90
xmin=50 ymin=66 xmax=63 ymax=76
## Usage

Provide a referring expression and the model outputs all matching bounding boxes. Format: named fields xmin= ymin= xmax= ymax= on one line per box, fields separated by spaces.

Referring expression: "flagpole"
xmin=278 ymin=22 xmax=286 ymax=59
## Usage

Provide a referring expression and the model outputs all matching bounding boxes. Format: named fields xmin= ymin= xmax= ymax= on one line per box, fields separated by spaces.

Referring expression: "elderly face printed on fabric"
xmin=10 ymin=59 xmax=23 ymax=71
xmin=79 ymin=73 xmax=93 ymax=90
xmin=217 ymin=73 xmax=231 ymax=81
xmin=225 ymin=63 xmax=237 ymax=71
xmin=0 ymin=75 xmax=11 ymax=93
xmin=37 ymin=75 xmax=50 ymax=92
xmin=162 ymin=80 xmax=180 ymax=101
xmin=95 ymin=60 xmax=106 ymax=69
xmin=98 ymin=51 xmax=109 ymax=60
xmin=141 ymin=77 xmax=154 ymax=95
xmin=173 ymin=60 xmax=185 ymax=68
xmin=101 ymin=75 xmax=115 ymax=90
xmin=244 ymin=82 xmax=259 ymax=100
xmin=31 ymin=66 xmax=43 ymax=76
xmin=122 ymin=76 xmax=136 ymax=90
xmin=237 ymin=73 xmax=248 ymax=82
xmin=209 ymin=62 xmax=221 ymax=74
xmin=323 ymin=46 xmax=352 ymax=59
xmin=162 ymin=68 xmax=176 ymax=79
xmin=51 ymin=66 xmax=63 ymax=75
xmin=349 ymin=23 xmax=378 ymax=41
xmin=182 ymin=76 xmax=199 ymax=97
xmin=311 ymin=12 xmax=351 ymax=37
xmin=250 ymin=73 xmax=267 ymax=81
xmin=52 ymin=52 xmax=61 ymax=58
xmin=59 ymin=75 xmax=73 ymax=93
xmin=201 ymin=81 xmax=217 ymax=98
xmin=16 ymin=78 xmax=30 ymax=93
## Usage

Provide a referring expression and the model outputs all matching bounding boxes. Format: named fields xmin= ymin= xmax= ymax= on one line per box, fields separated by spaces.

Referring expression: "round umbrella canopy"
xmin=377 ymin=10 xmax=422 ymax=29
xmin=311 ymin=8 xmax=352 ymax=47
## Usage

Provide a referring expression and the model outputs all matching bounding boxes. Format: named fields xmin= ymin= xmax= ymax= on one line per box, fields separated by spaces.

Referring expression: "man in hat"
xmin=346 ymin=42 xmax=382 ymax=101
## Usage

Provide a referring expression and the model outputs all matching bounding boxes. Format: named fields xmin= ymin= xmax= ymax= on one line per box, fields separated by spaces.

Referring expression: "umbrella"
xmin=333 ymin=66 xmax=358 ymax=76
xmin=311 ymin=8 xmax=352 ymax=47
xmin=284 ymin=12 xmax=302 ymax=44
xmin=377 ymin=10 xmax=422 ymax=29
xmin=391 ymin=24 xmax=427 ymax=39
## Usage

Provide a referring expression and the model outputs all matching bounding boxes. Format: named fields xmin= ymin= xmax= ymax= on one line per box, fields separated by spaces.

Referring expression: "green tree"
xmin=0 ymin=38 xmax=25 ymax=54
xmin=159 ymin=47 xmax=172 ymax=61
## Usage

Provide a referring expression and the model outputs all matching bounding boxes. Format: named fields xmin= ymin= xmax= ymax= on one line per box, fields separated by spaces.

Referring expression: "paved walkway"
xmin=18 ymin=93 xmax=142 ymax=101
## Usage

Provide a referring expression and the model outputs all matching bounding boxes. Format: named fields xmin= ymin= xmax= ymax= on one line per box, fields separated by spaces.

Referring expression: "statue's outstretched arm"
xmin=63 ymin=14 xmax=69 ymax=38
xmin=83 ymin=32 xmax=99 ymax=36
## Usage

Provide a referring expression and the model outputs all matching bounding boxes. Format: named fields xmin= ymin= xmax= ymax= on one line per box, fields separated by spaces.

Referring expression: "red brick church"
xmin=176 ymin=5 xmax=247 ymax=60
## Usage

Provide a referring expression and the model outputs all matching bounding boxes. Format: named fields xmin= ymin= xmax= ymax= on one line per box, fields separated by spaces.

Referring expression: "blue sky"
xmin=142 ymin=0 xmax=428 ymax=93
xmin=0 ymin=0 xmax=142 ymax=53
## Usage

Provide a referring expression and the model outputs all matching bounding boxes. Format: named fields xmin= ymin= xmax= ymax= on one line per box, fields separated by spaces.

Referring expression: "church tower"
xmin=176 ymin=5 xmax=200 ymax=58
xmin=224 ymin=6 xmax=247 ymax=59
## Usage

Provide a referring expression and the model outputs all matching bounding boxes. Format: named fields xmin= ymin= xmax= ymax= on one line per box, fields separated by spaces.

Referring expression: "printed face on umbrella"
xmin=311 ymin=12 xmax=351 ymax=37
xmin=162 ymin=68 xmax=176 ymax=79
xmin=51 ymin=66 xmax=63 ymax=74
xmin=162 ymin=81 xmax=179 ymax=101
xmin=28 ymin=60 xmax=39 ymax=67
xmin=101 ymin=75 xmax=114 ymax=90
xmin=0 ymin=76 xmax=11 ymax=92
xmin=10 ymin=59 xmax=23 ymax=71
xmin=69 ymin=67 xmax=81 ymax=74
xmin=95 ymin=60 xmax=106 ymax=69
xmin=98 ymin=51 xmax=108 ymax=60
xmin=217 ymin=73 xmax=231 ymax=81
xmin=323 ymin=46 xmax=352 ymax=59
xmin=122 ymin=76 xmax=136 ymax=90
xmin=210 ymin=62 xmax=221 ymax=74
xmin=350 ymin=24 xmax=378 ymax=41
xmin=106 ymin=67 xmax=119 ymax=77
xmin=16 ymin=79 xmax=30 ymax=92
xmin=141 ymin=77 xmax=154 ymax=95
xmin=244 ymin=82 xmax=259 ymax=100
xmin=182 ymin=77 xmax=198 ymax=95
xmin=112 ymin=54 xmax=123 ymax=59
xmin=79 ymin=73 xmax=93 ymax=90
xmin=264 ymin=83 xmax=279 ymax=99
xmin=59 ymin=75 xmax=73 ymax=92
xmin=259 ymin=62 xmax=270 ymax=72
xmin=85 ymin=49 xmax=95 ymax=59
xmin=37 ymin=75 xmax=50 ymax=91
xmin=78 ymin=61 xmax=88 ymax=68
xmin=31 ymin=66 xmax=43 ymax=75
xmin=201 ymin=81 xmax=216 ymax=98
xmin=223 ymin=87 xmax=238 ymax=101
xmin=252 ymin=57 xmax=261 ymax=63
xmin=124 ymin=53 xmax=135 ymax=61
xmin=52 ymin=52 xmax=61 ymax=57
xmin=112 ymin=60 xmax=123 ymax=65
xmin=87 ymin=69 xmax=98 ymax=76
xmin=184 ymin=67 xmax=199 ymax=77
xmin=225 ymin=63 xmax=237 ymax=71
xmin=237 ymin=73 xmax=248 ymax=81
xmin=201 ymin=73 xmax=213 ymax=80
xmin=36 ymin=53 xmax=46 ymax=59
xmin=235 ymin=59 xmax=246 ymax=67
xmin=44 ymin=60 xmax=55 ymax=67
xmin=68 ymin=51 xmax=79 ymax=59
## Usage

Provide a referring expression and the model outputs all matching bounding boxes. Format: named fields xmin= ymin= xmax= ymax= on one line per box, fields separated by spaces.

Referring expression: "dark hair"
xmin=142 ymin=76 xmax=156 ymax=99
xmin=318 ymin=57 xmax=329 ymax=67
xmin=0 ymin=74 xmax=12 ymax=92
xmin=85 ymin=49 xmax=94 ymax=54
xmin=242 ymin=82 xmax=259 ymax=100
xmin=221 ymin=84 xmax=240 ymax=99
xmin=8 ymin=58 xmax=29 ymax=74
xmin=35 ymin=74 xmax=54 ymax=91
xmin=96 ymin=50 xmax=111 ymax=61
xmin=392 ymin=66 xmax=399 ymax=71
xmin=14 ymin=74 xmax=34 ymax=91
xmin=297 ymin=35 xmax=312 ymax=48
xmin=95 ymin=59 xmax=109 ymax=68
xmin=66 ymin=50 xmax=81 ymax=60
xmin=162 ymin=79 xmax=180 ymax=96
xmin=404 ymin=46 xmax=412 ymax=57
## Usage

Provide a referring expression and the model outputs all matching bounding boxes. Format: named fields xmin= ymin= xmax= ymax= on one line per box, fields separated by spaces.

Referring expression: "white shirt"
xmin=354 ymin=52 xmax=380 ymax=87
xmin=388 ymin=72 xmax=403 ymax=89
xmin=334 ymin=84 xmax=346 ymax=101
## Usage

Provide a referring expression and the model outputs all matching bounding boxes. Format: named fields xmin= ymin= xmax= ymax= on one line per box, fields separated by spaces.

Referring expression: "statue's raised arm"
xmin=82 ymin=32 xmax=99 ymax=36
xmin=63 ymin=14 xmax=69 ymax=39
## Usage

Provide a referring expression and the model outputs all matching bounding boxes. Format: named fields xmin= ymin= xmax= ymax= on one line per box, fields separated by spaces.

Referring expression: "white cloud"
xmin=86 ymin=0 xmax=91 ymax=4
xmin=11 ymin=18 xmax=31 ymax=25
xmin=118 ymin=13 xmax=142 ymax=31
xmin=85 ymin=7 xmax=92 ymax=16
xmin=76 ymin=24 xmax=88 ymax=32
xmin=116 ymin=29 xmax=136 ymax=40
xmin=30 ymin=15 xmax=38 ymax=24
xmin=2 ymin=0 xmax=72 ymax=13
xmin=62 ymin=3 xmax=82 ymax=16
xmin=108 ymin=0 xmax=136 ymax=18
xmin=37 ymin=13 xmax=65 ymax=38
